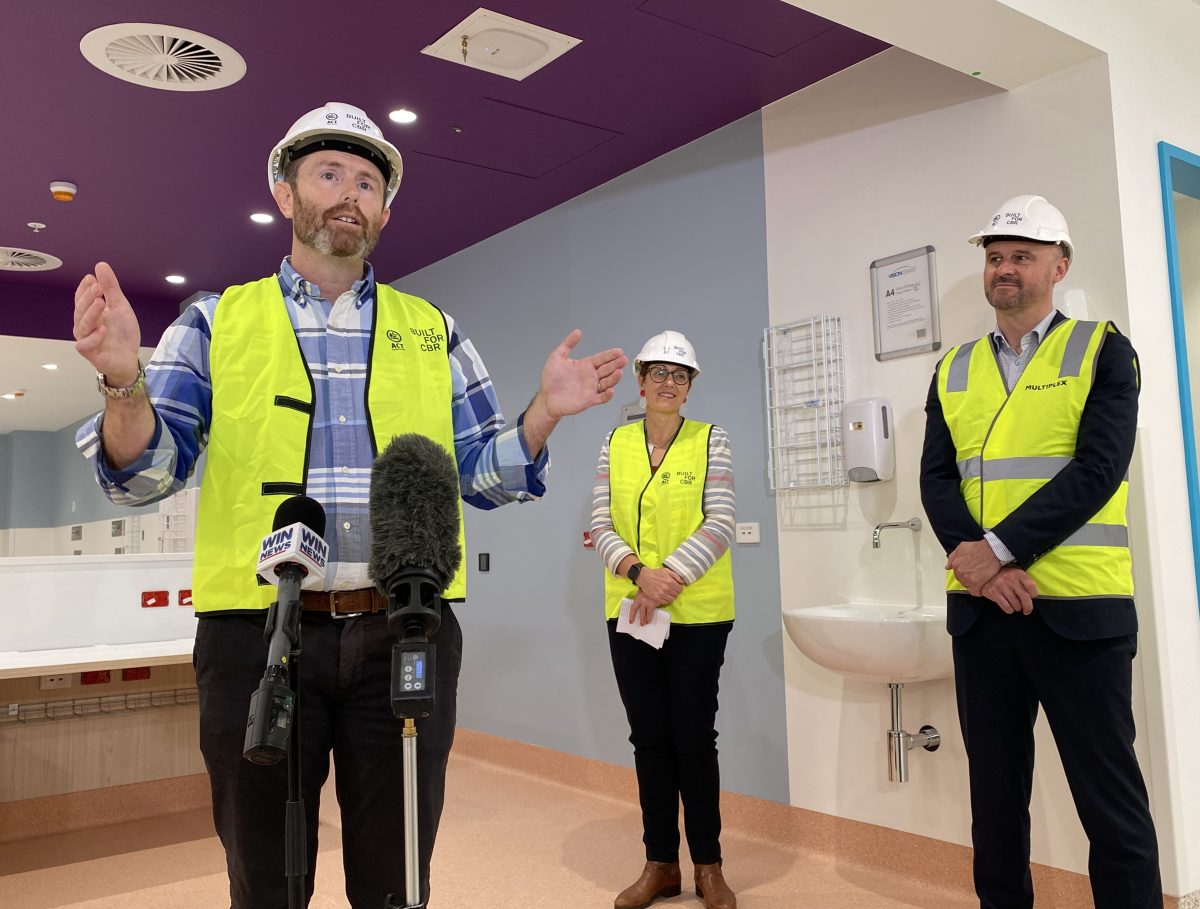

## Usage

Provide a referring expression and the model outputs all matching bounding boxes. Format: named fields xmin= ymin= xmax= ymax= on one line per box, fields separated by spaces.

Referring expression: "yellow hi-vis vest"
xmin=192 ymin=277 xmax=466 ymax=614
xmin=936 ymin=318 xmax=1132 ymax=600
xmin=604 ymin=419 xmax=734 ymax=624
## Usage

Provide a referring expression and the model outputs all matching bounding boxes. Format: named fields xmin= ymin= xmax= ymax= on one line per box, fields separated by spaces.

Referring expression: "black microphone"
xmin=244 ymin=496 xmax=328 ymax=765
xmin=368 ymin=434 xmax=462 ymax=718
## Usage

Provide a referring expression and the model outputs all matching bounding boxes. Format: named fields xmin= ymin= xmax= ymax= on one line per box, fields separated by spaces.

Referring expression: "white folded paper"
xmin=616 ymin=597 xmax=671 ymax=649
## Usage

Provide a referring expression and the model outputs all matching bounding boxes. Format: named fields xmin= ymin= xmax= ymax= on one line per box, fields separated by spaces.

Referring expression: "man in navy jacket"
xmin=919 ymin=195 xmax=1160 ymax=908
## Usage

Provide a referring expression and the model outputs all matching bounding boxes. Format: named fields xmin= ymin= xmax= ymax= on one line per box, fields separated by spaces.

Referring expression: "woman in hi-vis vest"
xmin=590 ymin=331 xmax=737 ymax=909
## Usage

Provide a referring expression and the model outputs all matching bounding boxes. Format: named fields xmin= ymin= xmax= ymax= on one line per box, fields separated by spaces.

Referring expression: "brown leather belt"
xmin=299 ymin=587 xmax=387 ymax=617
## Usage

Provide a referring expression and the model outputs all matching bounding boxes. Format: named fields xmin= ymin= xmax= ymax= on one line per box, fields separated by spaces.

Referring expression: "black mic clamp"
xmin=385 ymin=566 xmax=444 ymax=720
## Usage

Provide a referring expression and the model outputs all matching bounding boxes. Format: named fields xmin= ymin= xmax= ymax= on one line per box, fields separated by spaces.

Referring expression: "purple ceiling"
xmin=0 ymin=1 xmax=884 ymax=345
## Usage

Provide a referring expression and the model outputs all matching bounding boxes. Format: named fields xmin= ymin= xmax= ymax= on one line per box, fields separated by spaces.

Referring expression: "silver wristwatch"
xmin=97 ymin=362 xmax=146 ymax=399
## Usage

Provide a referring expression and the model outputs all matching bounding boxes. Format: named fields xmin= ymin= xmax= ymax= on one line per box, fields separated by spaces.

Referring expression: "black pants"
xmin=952 ymin=608 xmax=1160 ymax=909
xmin=607 ymin=619 xmax=731 ymax=866
xmin=194 ymin=606 xmax=462 ymax=909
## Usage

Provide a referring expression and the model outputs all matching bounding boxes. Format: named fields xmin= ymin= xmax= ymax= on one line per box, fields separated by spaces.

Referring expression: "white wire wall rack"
xmin=763 ymin=315 xmax=848 ymax=490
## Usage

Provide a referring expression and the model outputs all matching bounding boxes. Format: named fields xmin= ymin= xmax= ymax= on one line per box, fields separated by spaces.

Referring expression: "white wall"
xmin=965 ymin=1 xmax=1200 ymax=895
xmin=773 ymin=0 xmax=1200 ymax=894
xmin=764 ymin=48 xmax=1139 ymax=875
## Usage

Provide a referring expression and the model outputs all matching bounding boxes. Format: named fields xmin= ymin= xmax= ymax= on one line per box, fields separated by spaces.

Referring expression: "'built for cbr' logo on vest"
xmin=411 ymin=326 xmax=445 ymax=352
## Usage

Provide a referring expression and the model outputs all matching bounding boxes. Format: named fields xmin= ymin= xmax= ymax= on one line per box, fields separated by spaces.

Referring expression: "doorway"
xmin=1159 ymin=141 xmax=1200 ymax=608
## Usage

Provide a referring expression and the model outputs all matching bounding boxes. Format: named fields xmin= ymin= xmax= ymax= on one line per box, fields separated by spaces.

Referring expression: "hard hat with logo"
xmin=634 ymin=330 xmax=701 ymax=377
xmin=268 ymin=102 xmax=404 ymax=208
xmin=968 ymin=194 xmax=1073 ymax=262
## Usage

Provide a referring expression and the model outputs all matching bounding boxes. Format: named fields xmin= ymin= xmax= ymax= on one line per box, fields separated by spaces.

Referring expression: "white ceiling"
xmin=0 ymin=336 xmax=156 ymax=434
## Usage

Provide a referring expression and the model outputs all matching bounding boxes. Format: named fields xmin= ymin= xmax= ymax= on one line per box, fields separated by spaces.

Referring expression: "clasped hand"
xmin=628 ymin=567 xmax=685 ymax=626
xmin=946 ymin=540 xmax=1038 ymax=614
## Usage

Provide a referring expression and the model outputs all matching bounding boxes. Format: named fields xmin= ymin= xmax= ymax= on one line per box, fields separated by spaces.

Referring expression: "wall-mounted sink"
xmin=782 ymin=602 xmax=952 ymax=683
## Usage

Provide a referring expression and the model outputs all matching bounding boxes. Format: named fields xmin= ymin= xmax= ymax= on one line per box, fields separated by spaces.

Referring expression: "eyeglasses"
xmin=646 ymin=365 xmax=691 ymax=385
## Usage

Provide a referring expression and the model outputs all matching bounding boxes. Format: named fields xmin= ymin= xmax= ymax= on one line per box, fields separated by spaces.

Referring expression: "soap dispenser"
xmin=843 ymin=398 xmax=894 ymax=482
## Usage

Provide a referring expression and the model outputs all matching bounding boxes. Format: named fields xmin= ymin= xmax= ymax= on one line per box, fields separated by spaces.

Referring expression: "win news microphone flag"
xmin=257 ymin=496 xmax=329 ymax=590
xmin=244 ymin=495 xmax=327 ymax=765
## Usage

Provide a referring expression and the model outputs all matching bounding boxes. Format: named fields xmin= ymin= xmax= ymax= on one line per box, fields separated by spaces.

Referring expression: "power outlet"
xmin=40 ymin=674 xmax=71 ymax=690
xmin=735 ymin=522 xmax=760 ymax=544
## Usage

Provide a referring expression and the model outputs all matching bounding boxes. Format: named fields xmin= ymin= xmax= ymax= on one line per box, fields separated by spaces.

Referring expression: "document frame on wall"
xmin=869 ymin=245 xmax=941 ymax=361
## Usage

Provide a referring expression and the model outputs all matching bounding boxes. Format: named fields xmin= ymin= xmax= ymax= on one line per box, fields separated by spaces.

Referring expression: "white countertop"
xmin=0 ymin=638 xmax=195 ymax=679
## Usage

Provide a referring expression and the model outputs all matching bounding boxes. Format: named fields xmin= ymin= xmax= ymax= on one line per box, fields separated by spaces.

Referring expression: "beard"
xmin=985 ymin=278 xmax=1039 ymax=312
xmin=292 ymin=194 xmax=382 ymax=260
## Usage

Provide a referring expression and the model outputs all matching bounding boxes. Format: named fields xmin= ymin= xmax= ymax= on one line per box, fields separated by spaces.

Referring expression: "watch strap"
xmin=97 ymin=362 xmax=146 ymax=399
xmin=627 ymin=562 xmax=644 ymax=585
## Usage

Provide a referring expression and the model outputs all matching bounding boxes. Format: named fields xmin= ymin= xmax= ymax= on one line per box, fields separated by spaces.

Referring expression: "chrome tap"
xmin=872 ymin=517 xmax=922 ymax=549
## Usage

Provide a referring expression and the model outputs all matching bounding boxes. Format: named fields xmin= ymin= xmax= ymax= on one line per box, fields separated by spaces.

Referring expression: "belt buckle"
xmin=328 ymin=590 xmax=363 ymax=620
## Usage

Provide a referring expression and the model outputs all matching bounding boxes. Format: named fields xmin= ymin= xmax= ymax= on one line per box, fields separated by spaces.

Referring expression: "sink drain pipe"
xmin=887 ymin=682 xmax=941 ymax=782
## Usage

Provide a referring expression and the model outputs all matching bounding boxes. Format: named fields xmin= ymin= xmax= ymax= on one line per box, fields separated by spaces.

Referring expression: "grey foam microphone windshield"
xmin=368 ymin=433 xmax=463 ymax=594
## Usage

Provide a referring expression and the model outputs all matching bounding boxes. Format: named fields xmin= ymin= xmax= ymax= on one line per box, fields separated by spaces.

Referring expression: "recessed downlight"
xmin=389 ymin=109 xmax=418 ymax=124
xmin=2 ymin=390 xmax=26 ymax=400
xmin=42 ymin=363 xmax=58 ymax=370
xmin=166 ymin=274 xmax=186 ymax=284
xmin=250 ymin=212 xmax=275 ymax=224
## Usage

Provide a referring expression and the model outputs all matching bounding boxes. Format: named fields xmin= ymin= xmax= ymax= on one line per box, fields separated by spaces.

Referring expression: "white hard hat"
xmin=968 ymin=194 xmax=1073 ymax=262
xmin=267 ymin=102 xmax=404 ymax=208
xmin=634 ymin=331 xmax=701 ymax=377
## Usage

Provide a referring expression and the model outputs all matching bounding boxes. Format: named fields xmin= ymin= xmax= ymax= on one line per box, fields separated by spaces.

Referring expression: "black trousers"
xmin=194 ymin=606 xmax=462 ymax=909
xmin=952 ymin=608 xmax=1160 ymax=909
xmin=607 ymin=619 xmax=731 ymax=866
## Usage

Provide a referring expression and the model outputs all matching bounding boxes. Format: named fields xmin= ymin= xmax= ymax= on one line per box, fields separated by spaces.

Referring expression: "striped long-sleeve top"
xmin=590 ymin=424 xmax=735 ymax=584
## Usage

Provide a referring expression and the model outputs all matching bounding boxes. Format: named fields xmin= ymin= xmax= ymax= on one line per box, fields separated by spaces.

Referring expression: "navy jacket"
xmin=919 ymin=311 xmax=1140 ymax=640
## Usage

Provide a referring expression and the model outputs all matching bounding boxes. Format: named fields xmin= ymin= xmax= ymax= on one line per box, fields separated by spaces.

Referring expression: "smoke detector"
xmin=50 ymin=181 xmax=77 ymax=202
xmin=0 ymin=247 xmax=63 ymax=272
xmin=422 ymin=9 xmax=580 ymax=81
xmin=80 ymin=23 xmax=246 ymax=91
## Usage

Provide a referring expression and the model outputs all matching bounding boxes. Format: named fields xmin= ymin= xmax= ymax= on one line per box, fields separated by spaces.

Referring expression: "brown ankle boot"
xmin=614 ymin=861 xmax=682 ymax=909
xmin=694 ymin=862 xmax=736 ymax=909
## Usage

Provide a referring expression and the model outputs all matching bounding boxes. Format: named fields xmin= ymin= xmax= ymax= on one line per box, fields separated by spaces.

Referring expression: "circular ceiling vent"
xmin=80 ymin=23 xmax=246 ymax=91
xmin=0 ymin=248 xmax=63 ymax=272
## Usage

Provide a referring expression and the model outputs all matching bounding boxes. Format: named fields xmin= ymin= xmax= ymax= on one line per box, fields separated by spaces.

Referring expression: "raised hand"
xmin=539 ymin=329 xmax=627 ymax=419
xmin=74 ymin=262 xmax=142 ymax=386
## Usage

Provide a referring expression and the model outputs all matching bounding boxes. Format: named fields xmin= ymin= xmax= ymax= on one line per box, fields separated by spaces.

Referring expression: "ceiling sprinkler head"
xmin=27 ymin=222 xmax=46 ymax=232
xmin=50 ymin=181 xmax=77 ymax=202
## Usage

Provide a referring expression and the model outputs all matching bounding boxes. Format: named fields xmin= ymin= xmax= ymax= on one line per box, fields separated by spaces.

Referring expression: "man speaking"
xmin=72 ymin=101 xmax=626 ymax=908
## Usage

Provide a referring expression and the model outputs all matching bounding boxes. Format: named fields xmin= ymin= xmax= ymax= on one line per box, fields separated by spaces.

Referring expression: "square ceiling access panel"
xmin=637 ymin=0 xmax=837 ymax=57
xmin=413 ymin=99 xmax=621 ymax=179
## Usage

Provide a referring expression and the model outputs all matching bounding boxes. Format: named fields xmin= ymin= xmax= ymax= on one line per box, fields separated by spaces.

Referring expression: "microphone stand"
xmin=382 ymin=568 xmax=443 ymax=909
xmin=244 ymin=569 xmax=307 ymax=909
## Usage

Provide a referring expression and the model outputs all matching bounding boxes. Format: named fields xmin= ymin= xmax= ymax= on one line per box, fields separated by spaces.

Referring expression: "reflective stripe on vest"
xmin=604 ymin=419 xmax=734 ymax=624
xmin=935 ymin=318 xmax=1132 ymax=599
xmin=193 ymin=278 xmax=466 ymax=614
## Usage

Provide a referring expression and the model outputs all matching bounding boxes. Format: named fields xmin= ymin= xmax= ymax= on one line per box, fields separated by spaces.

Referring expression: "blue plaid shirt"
xmin=76 ymin=258 xmax=549 ymax=591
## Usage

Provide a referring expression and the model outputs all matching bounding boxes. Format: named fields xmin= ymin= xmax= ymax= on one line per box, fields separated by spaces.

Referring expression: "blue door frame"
xmin=1158 ymin=140 xmax=1200 ymax=613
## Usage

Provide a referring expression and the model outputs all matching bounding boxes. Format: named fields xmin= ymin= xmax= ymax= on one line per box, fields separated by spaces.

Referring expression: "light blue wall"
xmin=5 ymin=430 xmax=59 ymax=529
xmin=0 ymin=420 xmax=159 ymax=530
xmin=0 ymin=433 xmax=11 ymax=529
xmin=396 ymin=113 xmax=788 ymax=804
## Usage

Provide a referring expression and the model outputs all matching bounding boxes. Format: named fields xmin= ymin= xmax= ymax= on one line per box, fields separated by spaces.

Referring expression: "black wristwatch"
xmin=627 ymin=562 xmax=644 ymax=585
